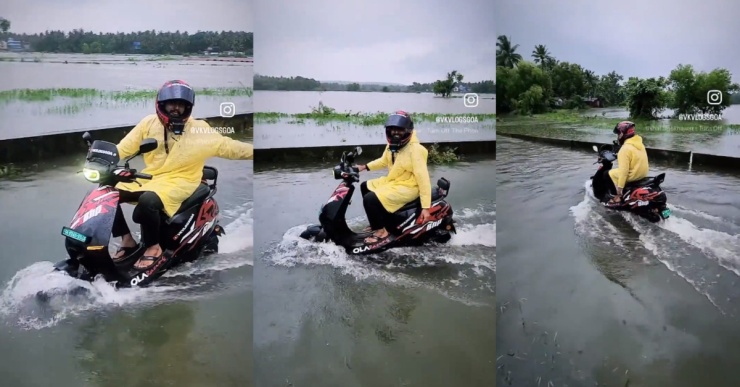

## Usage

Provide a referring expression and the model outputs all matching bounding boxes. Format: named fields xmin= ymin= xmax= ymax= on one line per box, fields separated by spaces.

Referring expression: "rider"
xmin=606 ymin=120 xmax=649 ymax=208
xmin=356 ymin=111 xmax=433 ymax=244
xmin=111 ymin=80 xmax=253 ymax=269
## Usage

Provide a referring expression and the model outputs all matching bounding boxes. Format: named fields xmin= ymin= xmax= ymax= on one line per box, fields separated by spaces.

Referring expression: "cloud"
xmin=254 ymin=0 xmax=494 ymax=84
xmin=0 ymin=0 xmax=253 ymax=34
xmin=495 ymin=0 xmax=740 ymax=80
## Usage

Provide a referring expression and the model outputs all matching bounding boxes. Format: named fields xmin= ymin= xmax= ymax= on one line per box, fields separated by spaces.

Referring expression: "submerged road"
xmin=496 ymin=136 xmax=740 ymax=386
xmin=254 ymin=155 xmax=496 ymax=386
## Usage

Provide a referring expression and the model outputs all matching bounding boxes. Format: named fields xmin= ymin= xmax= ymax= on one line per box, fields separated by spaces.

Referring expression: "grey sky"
xmin=0 ymin=0 xmax=252 ymax=34
xmin=254 ymin=0 xmax=494 ymax=84
xmin=496 ymin=0 xmax=740 ymax=82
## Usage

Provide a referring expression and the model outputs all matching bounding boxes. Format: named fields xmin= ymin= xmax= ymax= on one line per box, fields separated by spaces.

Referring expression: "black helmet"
xmin=155 ymin=80 xmax=195 ymax=135
xmin=384 ymin=110 xmax=414 ymax=152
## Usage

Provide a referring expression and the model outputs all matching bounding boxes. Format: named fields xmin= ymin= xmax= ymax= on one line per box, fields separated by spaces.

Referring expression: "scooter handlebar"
xmin=135 ymin=172 xmax=152 ymax=180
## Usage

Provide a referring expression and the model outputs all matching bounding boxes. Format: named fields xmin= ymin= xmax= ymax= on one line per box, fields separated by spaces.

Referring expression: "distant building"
xmin=582 ymin=96 xmax=603 ymax=108
xmin=453 ymin=85 xmax=469 ymax=93
xmin=7 ymin=38 xmax=23 ymax=51
xmin=0 ymin=41 xmax=6 ymax=50
xmin=132 ymin=41 xmax=141 ymax=50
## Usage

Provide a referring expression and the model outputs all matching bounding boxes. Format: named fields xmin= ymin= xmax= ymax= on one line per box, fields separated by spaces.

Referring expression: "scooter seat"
xmin=624 ymin=173 xmax=665 ymax=188
xmin=174 ymin=183 xmax=211 ymax=215
xmin=395 ymin=186 xmax=444 ymax=213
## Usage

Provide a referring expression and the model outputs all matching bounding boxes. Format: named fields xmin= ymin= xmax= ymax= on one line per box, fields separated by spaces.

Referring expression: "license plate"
xmin=661 ymin=209 xmax=671 ymax=218
xmin=61 ymin=226 xmax=90 ymax=243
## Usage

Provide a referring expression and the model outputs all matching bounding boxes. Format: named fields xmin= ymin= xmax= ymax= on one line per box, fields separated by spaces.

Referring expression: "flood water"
xmin=499 ymin=105 xmax=740 ymax=157
xmin=0 ymin=53 xmax=253 ymax=139
xmin=0 ymin=136 xmax=253 ymax=386
xmin=253 ymin=155 xmax=496 ymax=386
xmin=496 ymin=136 xmax=740 ymax=386
xmin=254 ymin=90 xmax=495 ymax=148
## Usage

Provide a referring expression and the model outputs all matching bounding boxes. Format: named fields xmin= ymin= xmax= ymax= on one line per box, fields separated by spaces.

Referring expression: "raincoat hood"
xmin=623 ymin=134 xmax=645 ymax=151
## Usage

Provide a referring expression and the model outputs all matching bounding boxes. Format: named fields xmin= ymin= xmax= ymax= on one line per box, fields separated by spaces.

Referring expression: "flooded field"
xmin=496 ymin=137 xmax=740 ymax=387
xmin=0 ymin=53 xmax=253 ymax=139
xmin=498 ymin=105 xmax=740 ymax=157
xmin=254 ymin=90 xmax=495 ymax=148
xmin=254 ymin=155 xmax=495 ymax=386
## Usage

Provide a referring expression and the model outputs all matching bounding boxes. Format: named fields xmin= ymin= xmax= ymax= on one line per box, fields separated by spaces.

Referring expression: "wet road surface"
xmin=254 ymin=154 xmax=495 ymax=387
xmin=496 ymin=136 xmax=740 ymax=387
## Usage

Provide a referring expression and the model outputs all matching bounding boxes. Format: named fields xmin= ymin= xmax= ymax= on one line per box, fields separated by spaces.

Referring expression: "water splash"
xmin=0 ymin=203 xmax=253 ymax=330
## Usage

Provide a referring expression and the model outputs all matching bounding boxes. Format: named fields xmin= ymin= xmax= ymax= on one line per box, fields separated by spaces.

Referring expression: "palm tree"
xmin=531 ymin=44 xmax=552 ymax=66
xmin=496 ymin=35 xmax=522 ymax=68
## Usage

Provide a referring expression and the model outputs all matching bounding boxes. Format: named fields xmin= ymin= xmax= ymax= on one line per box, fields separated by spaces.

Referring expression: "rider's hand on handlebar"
xmin=356 ymin=164 xmax=367 ymax=172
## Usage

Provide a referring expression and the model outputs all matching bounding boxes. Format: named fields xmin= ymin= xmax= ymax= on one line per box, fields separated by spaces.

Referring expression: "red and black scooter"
xmin=53 ymin=132 xmax=225 ymax=288
xmin=300 ymin=146 xmax=456 ymax=256
xmin=589 ymin=141 xmax=671 ymax=223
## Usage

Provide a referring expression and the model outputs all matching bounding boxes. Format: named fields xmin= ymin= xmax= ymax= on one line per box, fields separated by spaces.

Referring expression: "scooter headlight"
xmin=83 ymin=168 xmax=101 ymax=182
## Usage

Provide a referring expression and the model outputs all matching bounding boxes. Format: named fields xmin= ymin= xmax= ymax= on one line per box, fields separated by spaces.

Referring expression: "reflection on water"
xmin=497 ymin=137 xmax=740 ymax=387
xmin=0 ymin=58 xmax=253 ymax=137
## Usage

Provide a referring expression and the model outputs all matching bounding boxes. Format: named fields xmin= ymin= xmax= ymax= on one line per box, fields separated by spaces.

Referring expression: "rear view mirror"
xmin=139 ymin=138 xmax=158 ymax=154
xmin=355 ymin=146 xmax=362 ymax=155
xmin=592 ymin=145 xmax=598 ymax=152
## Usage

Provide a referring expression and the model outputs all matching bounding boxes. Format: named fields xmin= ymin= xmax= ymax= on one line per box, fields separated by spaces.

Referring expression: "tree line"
xmin=0 ymin=18 xmax=252 ymax=55
xmin=496 ymin=35 xmax=739 ymax=119
xmin=254 ymin=74 xmax=494 ymax=94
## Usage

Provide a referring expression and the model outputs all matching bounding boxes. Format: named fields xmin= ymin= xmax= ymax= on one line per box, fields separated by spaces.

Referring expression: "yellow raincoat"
xmin=365 ymin=131 xmax=432 ymax=213
xmin=608 ymin=134 xmax=649 ymax=189
xmin=115 ymin=114 xmax=253 ymax=217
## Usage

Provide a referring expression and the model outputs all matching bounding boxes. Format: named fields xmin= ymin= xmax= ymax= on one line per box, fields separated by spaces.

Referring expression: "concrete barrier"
xmin=255 ymin=140 xmax=496 ymax=163
xmin=499 ymin=132 xmax=740 ymax=173
xmin=0 ymin=113 xmax=253 ymax=164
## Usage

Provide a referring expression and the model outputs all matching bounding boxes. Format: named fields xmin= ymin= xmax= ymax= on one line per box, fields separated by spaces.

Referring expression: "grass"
xmin=255 ymin=102 xmax=496 ymax=126
xmin=0 ymin=164 xmax=25 ymax=179
xmin=499 ymin=109 xmax=740 ymax=133
xmin=0 ymin=87 xmax=253 ymax=104
xmin=428 ymin=144 xmax=460 ymax=164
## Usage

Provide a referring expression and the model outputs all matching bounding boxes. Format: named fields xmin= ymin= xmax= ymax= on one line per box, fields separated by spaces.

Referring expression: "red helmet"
xmin=155 ymin=80 xmax=195 ymax=134
xmin=384 ymin=110 xmax=414 ymax=152
xmin=613 ymin=120 xmax=635 ymax=144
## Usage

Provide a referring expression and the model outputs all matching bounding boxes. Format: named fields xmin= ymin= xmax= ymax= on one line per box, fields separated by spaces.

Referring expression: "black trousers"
xmin=361 ymin=181 xmax=393 ymax=232
xmin=111 ymin=190 xmax=165 ymax=247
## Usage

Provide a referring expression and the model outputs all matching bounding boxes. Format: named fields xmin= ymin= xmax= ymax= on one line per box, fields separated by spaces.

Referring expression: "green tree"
xmin=496 ymin=35 xmax=522 ymax=68
xmin=0 ymin=18 xmax=9 ymax=34
xmin=596 ymin=71 xmax=625 ymax=106
xmin=623 ymin=77 xmax=668 ymax=119
xmin=531 ymin=44 xmax=553 ymax=67
xmin=496 ymin=61 xmax=552 ymax=114
xmin=346 ymin=83 xmax=361 ymax=91
xmin=583 ymin=69 xmax=598 ymax=98
xmin=668 ymin=64 xmax=739 ymax=116
xmin=549 ymin=61 xmax=587 ymax=100
xmin=433 ymin=70 xmax=464 ymax=97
